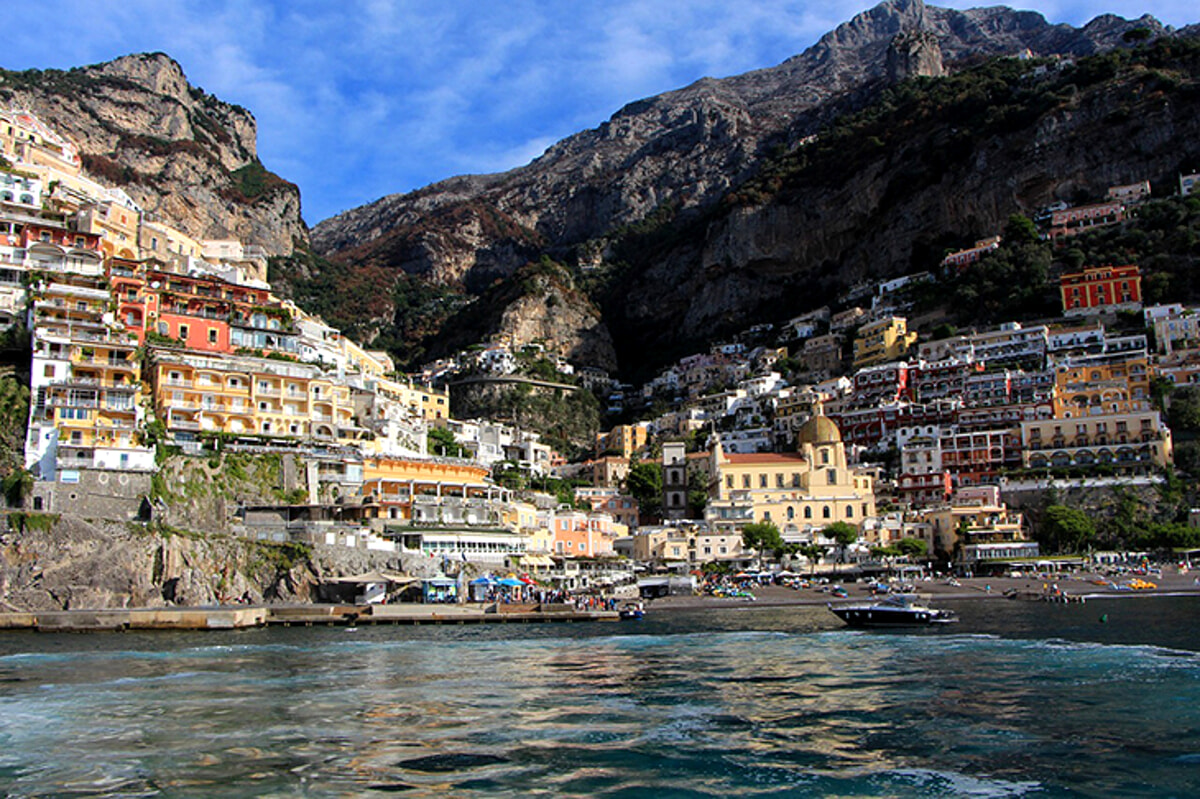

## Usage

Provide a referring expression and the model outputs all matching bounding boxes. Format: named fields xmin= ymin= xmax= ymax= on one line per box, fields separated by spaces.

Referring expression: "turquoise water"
xmin=1 ymin=597 xmax=1199 ymax=797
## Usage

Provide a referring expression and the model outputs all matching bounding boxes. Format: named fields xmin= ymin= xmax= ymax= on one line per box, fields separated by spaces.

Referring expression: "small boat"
xmin=828 ymin=593 xmax=957 ymax=627
xmin=618 ymin=601 xmax=645 ymax=620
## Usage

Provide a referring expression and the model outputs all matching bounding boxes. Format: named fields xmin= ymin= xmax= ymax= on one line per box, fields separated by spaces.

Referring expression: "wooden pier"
xmin=0 ymin=603 xmax=619 ymax=632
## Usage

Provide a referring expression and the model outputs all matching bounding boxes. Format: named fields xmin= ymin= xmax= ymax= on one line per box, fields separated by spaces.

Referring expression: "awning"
xmin=521 ymin=554 xmax=555 ymax=567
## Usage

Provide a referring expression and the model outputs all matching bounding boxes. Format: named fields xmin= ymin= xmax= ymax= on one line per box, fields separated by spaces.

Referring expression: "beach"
xmin=649 ymin=565 xmax=1200 ymax=610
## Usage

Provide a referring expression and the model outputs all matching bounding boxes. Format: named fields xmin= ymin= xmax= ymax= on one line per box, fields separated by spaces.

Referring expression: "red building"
xmin=1060 ymin=264 xmax=1141 ymax=316
xmin=136 ymin=266 xmax=275 ymax=355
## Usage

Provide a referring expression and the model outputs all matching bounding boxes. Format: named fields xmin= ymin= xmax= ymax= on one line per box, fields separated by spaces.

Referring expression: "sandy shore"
xmin=649 ymin=568 xmax=1200 ymax=611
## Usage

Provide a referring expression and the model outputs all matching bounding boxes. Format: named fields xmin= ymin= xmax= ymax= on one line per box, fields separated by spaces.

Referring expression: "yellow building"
xmin=707 ymin=415 xmax=875 ymax=541
xmin=26 ymin=272 xmax=151 ymax=474
xmin=852 ymin=316 xmax=918 ymax=370
xmin=924 ymin=486 xmax=1036 ymax=565
xmin=0 ymin=109 xmax=82 ymax=175
xmin=596 ymin=423 xmax=650 ymax=458
xmin=361 ymin=456 xmax=508 ymax=525
xmin=150 ymin=350 xmax=358 ymax=443
xmin=1020 ymin=410 xmax=1172 ymax=471
xmin=1051 ymin=351 xmax=1152 ymax=418
xmin=138 ymin=218 xmax=204 ymax=261
xmin=76 ymin=199 xmax=141 ymax=259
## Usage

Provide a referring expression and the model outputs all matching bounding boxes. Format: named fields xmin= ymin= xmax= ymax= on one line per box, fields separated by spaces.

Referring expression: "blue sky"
xmin=5 ymin=1 xmax=1196 ymax=226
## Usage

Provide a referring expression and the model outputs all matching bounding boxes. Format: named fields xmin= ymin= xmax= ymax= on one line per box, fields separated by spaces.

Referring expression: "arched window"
xmin=804 ymin=506 xmax=812 ymax=519
xmin=787 ymin=506 xmax=795 ymax=520
xmin=846 ymin=506 xmax=853 ymax=518
xmin=822 ymin=505 xmax=831 ymax=519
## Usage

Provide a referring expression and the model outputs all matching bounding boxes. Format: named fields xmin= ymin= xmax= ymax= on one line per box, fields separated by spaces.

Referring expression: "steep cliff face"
xmin=0 ymin=515 xmax=415 ymax=611
xmin=601 ymin=41 xmax=1200 ymax=363
xmin=0 ymin=52 xmax=305 ymax=255
xmin=305 ymin=0 xmax=1176 ymax=376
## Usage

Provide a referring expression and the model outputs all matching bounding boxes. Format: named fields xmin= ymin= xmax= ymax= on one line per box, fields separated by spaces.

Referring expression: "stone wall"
xmin=29 ymin=468 xmax=153 ymax=521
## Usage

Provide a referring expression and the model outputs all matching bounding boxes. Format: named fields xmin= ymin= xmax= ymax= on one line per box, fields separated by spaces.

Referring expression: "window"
xmin=759 ymin=474 xmax=767 ymax=488
xmin=208 ymin=328 xmax=218 ymax=344
xmin=846 ymin=506 xmax=853 ymax=518
xmin=804 ymin=507 xmax=812 ymax=519
xmin=742 ymin=475 xmax=750 ymax=489
xmin=828 ymin=469 xmax=837 ymax=485
xmin=822 ymin=506 xmax=831 ymax=519
xmin=43 ymin=364 xmax=55 ymax=378
xmin=178 ymin=325 xmax=189 ymax=341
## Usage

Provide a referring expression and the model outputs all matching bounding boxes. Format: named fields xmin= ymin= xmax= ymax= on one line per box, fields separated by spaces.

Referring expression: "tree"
xmin=1167 ymin=386 xmax=1200 ymax=432
xmin=742 ymin=521 xmax=784 ymax=566
xmin=1004 ymin=213 xmax=1040 ymax=245
xmin=895 ymin=537 xmax=928 ymax=557
xmin=427 ymin=426 xmax=466 ymax=458
xmin=1039 ymin=505 xmax=1096 ymax=554
xmin=795 ymin=543 xmax=824 ymax=575
xmin=625 ymin=460 xmax=662 ymax=520
xmin=822 ymin=521 xmax=858 ymax=568
xmin=2 ymin=468 xmax=33 ymax=508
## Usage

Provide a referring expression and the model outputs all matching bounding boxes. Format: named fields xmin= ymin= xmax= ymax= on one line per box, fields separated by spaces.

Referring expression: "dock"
xmin=0 ymin=603 xmax=619 ymax=632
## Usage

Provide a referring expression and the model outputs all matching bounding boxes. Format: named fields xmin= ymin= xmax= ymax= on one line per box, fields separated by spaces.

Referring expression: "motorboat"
xmin=618 ymin=601 xmax=645 ymax=620
xmin=828 ymin=593 xmax=957 ymax=627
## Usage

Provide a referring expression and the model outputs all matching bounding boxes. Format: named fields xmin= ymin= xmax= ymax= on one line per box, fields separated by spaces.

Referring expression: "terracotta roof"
xmin=724 ymin=452 xmax=808 ymax=465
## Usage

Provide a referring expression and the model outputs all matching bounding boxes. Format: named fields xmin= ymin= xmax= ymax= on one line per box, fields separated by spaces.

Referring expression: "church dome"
xmin=797 ymin=414 xmax=842 ymax=447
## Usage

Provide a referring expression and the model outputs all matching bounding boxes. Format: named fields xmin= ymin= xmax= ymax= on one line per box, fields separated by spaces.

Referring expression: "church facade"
xmin=706 ymin=415 xmax=876 ymax=542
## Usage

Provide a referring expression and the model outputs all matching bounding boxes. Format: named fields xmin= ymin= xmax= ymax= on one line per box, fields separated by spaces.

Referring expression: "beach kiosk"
xmin=422 ymin=576 xmax=459 ymax=604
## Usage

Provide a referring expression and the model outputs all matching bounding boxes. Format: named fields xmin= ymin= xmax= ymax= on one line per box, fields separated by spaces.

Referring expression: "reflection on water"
xmin=0 ymin=598 xmax=1199 ymax=797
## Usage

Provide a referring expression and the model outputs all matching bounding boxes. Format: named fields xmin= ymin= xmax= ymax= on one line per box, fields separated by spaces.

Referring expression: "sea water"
xmin=1 ymin=596 xmax=1199 ymax=797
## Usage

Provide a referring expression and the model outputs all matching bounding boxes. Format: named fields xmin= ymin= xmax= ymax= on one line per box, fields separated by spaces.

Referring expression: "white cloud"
xmin=4 ymin=0 xmax=1197 ymax=224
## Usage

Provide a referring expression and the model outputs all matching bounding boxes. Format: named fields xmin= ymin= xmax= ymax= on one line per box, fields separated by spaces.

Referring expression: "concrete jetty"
xmin=0 ymin=603 xmax=618 ymax=632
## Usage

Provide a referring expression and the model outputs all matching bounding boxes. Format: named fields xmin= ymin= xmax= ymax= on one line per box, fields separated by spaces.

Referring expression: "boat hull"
xmin=829 ymin=605 xmax=957 ymax=627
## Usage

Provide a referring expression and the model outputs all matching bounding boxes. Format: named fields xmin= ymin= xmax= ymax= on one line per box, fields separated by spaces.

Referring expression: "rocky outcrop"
xmin=304 ymin=0 xmax=1177 ymax=376
xmin=887 ymin=30 xmax=945 ymax=81
xmin=0 ymin=514 xmax=421 ymax=611
xmin=0 ymin=52 xmax=305 ymax=256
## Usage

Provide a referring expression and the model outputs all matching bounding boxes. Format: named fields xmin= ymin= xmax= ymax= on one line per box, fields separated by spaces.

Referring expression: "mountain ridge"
xmin=299 ymin=0 xmax=1189 ymax=380
xmin=0 ymin=52 xmax=305 ymax=257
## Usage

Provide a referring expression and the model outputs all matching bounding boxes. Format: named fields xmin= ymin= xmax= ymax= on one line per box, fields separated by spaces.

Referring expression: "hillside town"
xmin=2 ymin=106 xmax=1199 ymax=600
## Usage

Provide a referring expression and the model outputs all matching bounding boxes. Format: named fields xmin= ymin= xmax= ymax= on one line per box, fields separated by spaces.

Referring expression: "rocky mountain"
xmin=303 ymin=0 xmax=1190 ymax=378
xmin=0 ymin=52 xmax=304 ymax=256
